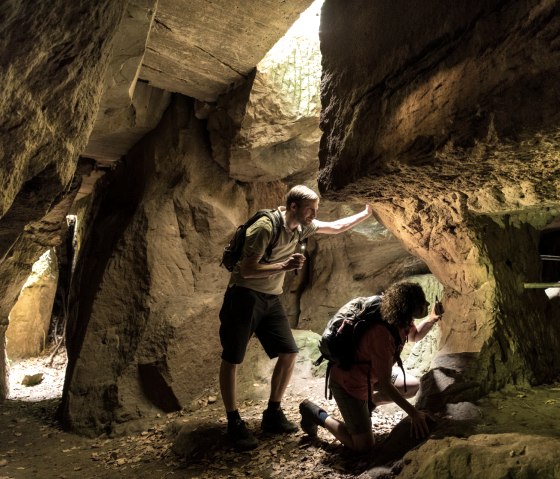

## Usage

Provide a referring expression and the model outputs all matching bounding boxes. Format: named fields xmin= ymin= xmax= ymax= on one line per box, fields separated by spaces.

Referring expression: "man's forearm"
xmin=316 ymin=206 xmax=373 ymax=234
xmin=410 ymin=319 xmax=436 ymax=342
xmin=378 ymin=381 xmax=417 ymax=416
xmin=239 ymin=261 xmax=286 ymax=278
xmin=335 ymin=209 xmax=372 ymax=232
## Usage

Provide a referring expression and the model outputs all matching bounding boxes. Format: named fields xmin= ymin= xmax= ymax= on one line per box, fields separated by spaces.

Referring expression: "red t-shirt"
xmin=329 ymin=323 xmax=406 ymax=401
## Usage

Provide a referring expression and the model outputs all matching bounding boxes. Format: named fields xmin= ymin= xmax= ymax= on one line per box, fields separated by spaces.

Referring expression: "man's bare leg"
xmin=219 ymin=359 xmax=237 ymax=412
xmin=220 ymin=359 xmax=258 ymax=449
xmin=269 ymin=352 xmax=297 ymax=401
xmin=262 ymin=352 xmax=299 ymax=433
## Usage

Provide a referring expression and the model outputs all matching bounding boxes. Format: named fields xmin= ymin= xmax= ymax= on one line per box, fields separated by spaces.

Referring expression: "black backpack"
xmin=220 ymin=209 xmax=282 ymax=272
xmin=314 ymin=295 xmax=406 ymax=413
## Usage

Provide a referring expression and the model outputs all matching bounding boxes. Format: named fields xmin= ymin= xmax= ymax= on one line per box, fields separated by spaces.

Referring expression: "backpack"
xmin=220 ymin=209 xmax=282 ymax=272
xmin=314 ymin=295 xmax=406 ymax=413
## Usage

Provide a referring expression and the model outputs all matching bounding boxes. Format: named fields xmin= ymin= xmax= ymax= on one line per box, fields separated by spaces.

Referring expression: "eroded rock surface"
xmin=60 ymin=96 xmax=422 ymax=434
xmin=141 ymin=0 xmax=315 ymax=101
xmin=0 ymin=0 xmax=128 ymax=400
xmin=319 ymin=0 xmax=560 ymax=393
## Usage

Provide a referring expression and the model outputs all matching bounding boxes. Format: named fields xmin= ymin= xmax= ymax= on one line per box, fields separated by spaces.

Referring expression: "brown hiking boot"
xmin=227 ymin=418 xmax=259 ymax=450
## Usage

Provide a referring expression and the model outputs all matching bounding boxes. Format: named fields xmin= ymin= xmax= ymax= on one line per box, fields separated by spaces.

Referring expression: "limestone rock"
xmin=0 ymin=0 xmax=127 ymax=217
xmin=0 ymin=0 xmax=128 ymax=400
xmin=83 ymin=1 xmax=172 ymax=164
xmin=21 ymin=373 xmax=44 ymax=387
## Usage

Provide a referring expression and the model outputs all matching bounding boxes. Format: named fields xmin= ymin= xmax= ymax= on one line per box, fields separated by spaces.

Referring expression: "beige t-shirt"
xmin=229 ymin=207 xmax=318 ymax=295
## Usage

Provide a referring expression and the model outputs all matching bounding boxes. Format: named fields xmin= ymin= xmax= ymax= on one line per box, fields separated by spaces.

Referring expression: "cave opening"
xmin=5 ymin=215 xmax=77 ymax=402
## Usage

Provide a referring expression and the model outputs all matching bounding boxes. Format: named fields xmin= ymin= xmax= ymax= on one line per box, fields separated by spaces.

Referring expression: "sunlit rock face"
xmin=319 ymin=0 xmax=560 ymax=392
xmin=0 ymin=0 xmax=127 ymax=219
xmin=206 ymin=1 xmax=322 ymax=183
xmin=61 ymin=96 xmax=294 ymax=434
xmin=0 ymin=0 xmax=127 ymax=400
xmin=82 ymin=1 xmax=173 ymax=164
xmin=6 ymin=249 xmax=58 ymax=359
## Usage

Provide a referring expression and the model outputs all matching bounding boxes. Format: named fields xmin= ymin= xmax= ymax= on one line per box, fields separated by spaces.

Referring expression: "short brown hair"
xmin=380 ymin=282 xmax=426 ymax=327
xmin=285 ymin=185 xmax=319 ymax=208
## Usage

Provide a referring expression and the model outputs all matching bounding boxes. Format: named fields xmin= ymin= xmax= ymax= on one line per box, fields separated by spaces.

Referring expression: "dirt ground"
xmin=0 ymin=349 xmax=404 ymax=479
xmin=4 ymin=349 xmax=560 ymax=479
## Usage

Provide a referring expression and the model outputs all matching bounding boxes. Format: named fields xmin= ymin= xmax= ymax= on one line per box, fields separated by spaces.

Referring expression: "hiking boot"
xmin=227 ymin=418 xmax=259 ymax=451
xmin=299 ymin=399 xmax=326 ymax=437
xmin=261 ymin=408 xmax=299 ymax=434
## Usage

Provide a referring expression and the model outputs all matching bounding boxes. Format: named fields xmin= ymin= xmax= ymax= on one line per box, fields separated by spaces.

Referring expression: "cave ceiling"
xmin=142 ymin=0 xmax=314 ymax=101
xmin=82 ymin=0 xmax=314 ymax=168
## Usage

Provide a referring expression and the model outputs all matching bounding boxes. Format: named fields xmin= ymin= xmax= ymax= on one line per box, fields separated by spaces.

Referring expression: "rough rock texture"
xmin=390 ymin=382 xmax=560 ymax=479
xmin=6 ymin=248 xmax=58 ymax=359
xmin=61 ymin=96 xmax=292 ymax=434
xmin=207 ymin=64 xmax=321 ymax=183
xmin=83 ymin=1 xmax=172 ymax=164
xmin=0 ymin=188 xmax=78 ymax=400
xmin=398 ymin=433 xmax=560 ymax=479
xmin=206 ymin=3 xmax=322 ymax=183
xmin=296 ymin=218 xmax=428 ymax=332
xmin=319 ymin=0 xmax=560 ymax=393
xmin=59 ymin=95 xmax=422 ymax=435
xmin=140 ymin=0 xmax=315 ymax=101
xmin=84 ymin=81 xmax=171 ymax=164
xmin=0 ymin=0 xmax=127 ymax=217
xmin=3 ymin=11 xmax=560 ymax=479
xmin=0 ymin=0 xmax=128 ymax=399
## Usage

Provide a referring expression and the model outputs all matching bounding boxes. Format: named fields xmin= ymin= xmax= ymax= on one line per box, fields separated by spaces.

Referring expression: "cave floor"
xmin=2 ymin=351 xmax=560 ymax=479
xmin=0 ymin=351 xmax=403 ymax=479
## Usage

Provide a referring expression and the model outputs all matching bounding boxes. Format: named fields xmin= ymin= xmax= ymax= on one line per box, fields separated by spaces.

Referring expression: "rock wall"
xmin=6 ymin=249 xmax=58 ymax=359
xmin=319 ymin=0 xmax=560 ymax=394
xmin=60 ymin=93 xmax=423 ymax=435
xmin=0 ymin=0 xmax=128 ymax=400
xmin=61 ymin=95 xmax=292 ymax=434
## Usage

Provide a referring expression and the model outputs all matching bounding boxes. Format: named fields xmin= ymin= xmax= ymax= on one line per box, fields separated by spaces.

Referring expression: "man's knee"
xmin=400 ymin=376 xmax=420 ymax=398
xmin=277 ymin=352 xmax=297 ymax=366
xmin=350 ymin=432 xmax=375 ymax=453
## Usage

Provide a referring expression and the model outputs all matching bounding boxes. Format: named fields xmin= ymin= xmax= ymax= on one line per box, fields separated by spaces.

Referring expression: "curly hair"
xmin=380 ymin=282 xmax=426 ymax=327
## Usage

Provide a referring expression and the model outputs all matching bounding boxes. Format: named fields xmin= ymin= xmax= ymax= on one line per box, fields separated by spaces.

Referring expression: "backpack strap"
xmin=324 ymin=361 xmax=333 ymax=401
xmin=367 ymin=363 xmax=375 ymax=416
xmin=384 ymin=322 xmax=407 ymax=393
xmin=262 ymin=209 xmax=282 ymax=262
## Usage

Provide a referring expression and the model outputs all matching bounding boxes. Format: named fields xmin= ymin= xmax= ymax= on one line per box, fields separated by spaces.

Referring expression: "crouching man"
xmin=299 ymin=282 xmax=442 ymax=452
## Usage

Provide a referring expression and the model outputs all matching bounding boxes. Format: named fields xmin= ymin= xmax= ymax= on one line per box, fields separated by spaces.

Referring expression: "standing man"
xmin=219 ymin=185 xmax=373 ymax=450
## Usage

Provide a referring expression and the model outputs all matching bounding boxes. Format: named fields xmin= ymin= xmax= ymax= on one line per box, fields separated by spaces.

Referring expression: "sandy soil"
xmin=0 ymin=348 xmax=404 ymax=479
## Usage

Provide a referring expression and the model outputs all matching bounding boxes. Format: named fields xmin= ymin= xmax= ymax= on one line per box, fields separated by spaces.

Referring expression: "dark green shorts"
xmin=329 ymin=379 xmax=372 ymax=435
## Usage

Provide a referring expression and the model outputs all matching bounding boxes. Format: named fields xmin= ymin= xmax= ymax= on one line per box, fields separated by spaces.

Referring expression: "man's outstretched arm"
xmin=314 ymin=205 xmax=373 ymax=235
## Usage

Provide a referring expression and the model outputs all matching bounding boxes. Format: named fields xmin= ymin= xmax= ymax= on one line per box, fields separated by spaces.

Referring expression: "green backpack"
xmin=220 ymin=209 xmax=282 ymax=272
